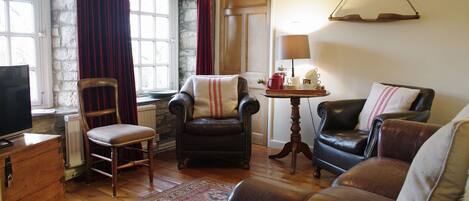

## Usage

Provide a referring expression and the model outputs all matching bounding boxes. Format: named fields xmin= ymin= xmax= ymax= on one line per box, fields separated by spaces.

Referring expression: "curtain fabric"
xmin=196 ymin=0 xmax=214 ymax=75
xmin=77 ymin=0 xmax=138 ymax=126
xmin=77 ymin=0 xmax=140 ymax=160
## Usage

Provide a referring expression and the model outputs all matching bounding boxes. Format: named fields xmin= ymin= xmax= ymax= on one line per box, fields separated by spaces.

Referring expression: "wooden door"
xmin=219 ymin=0 xmax=270 ymax=145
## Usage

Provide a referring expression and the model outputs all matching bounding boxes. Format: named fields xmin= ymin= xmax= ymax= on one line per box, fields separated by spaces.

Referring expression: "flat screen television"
xmin=0 ymin=65 xmax=32 ymax=143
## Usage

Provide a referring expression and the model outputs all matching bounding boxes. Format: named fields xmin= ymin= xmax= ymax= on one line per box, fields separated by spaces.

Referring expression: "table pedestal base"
xmin=268 ymin=97 xmax=312 ymax=174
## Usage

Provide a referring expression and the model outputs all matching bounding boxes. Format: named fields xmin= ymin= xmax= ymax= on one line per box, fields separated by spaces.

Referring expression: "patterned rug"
xmin=140 ymin=177 xmax=234 ymax=201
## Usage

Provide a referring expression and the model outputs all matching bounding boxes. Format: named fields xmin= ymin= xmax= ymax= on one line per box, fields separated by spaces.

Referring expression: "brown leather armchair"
xmin=228 ymin=120 xmax=441 ymax=201
xmin=168 ymin=77 xmax=260 ymax=169
xmin=313 ymin=83 xmax=434 ymax=177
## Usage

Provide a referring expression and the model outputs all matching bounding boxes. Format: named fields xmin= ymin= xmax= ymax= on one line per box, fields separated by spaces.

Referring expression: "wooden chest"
xmin=0 ymin=134 xmax=64 ymax=201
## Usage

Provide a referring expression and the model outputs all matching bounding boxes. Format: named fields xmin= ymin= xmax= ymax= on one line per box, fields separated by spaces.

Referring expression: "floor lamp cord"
xmin=307 ymin=98 xmax=318 ymax=139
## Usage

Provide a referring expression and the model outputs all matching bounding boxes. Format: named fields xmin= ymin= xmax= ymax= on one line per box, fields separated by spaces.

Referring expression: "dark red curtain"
xmin=77 ymin=0 xmax=137 ymax=126
xmin=77 ymin=0 xmax=140 ymax=160
xmin=196 ymin=0 xmax=214 ymax=75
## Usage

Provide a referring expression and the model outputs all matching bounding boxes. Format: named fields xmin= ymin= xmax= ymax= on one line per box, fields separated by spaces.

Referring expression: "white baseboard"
xmin=268 ymin=139 xmax=314 ymax=149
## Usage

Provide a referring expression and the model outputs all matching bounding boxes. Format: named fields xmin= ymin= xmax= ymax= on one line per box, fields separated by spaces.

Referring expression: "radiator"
xmin=63 ymin=105 xmax=157 ymax=179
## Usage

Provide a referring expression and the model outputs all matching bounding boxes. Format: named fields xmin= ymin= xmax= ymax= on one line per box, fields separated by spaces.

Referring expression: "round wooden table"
xmin=263 ymin=91 xmax=330 ymax=174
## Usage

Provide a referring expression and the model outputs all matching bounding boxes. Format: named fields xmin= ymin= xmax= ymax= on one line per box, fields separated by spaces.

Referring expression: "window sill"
xmin=31 ymin=96 xmax=170 ymax=119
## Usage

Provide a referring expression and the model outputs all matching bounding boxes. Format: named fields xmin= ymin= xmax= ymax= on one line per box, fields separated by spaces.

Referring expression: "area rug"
xmin=140 ymin=177 xmax=234 ymax=201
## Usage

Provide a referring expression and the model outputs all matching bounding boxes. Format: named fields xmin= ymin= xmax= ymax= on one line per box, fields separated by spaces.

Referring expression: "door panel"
xmin=247 ymin=14 xmax=268 ymax=73
xmin=220 ymin=0 xmax=270 ymax=145
xmin=226 ymin=0 xmax=267 ymax=8
xmin=223 ymin=16 xmax=243 ymax=74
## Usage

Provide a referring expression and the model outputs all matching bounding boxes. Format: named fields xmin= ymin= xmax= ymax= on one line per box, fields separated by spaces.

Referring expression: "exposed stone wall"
xmin=51 ymin=0 xmax=79 ymax=107
xmin=178 ymin=0 xmax=197 ymax=87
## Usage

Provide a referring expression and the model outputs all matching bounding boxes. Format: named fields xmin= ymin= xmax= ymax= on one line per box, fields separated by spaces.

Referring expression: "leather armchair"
xmin=169 ymin=77 xmax=260 ymax=169
xmin=313 ymin=83 xmax=434 ymax=177
xmin=228 ymin=120 xmax=441 ymax=201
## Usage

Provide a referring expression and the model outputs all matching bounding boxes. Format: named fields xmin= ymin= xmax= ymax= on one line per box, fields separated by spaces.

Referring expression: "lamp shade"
xmin=278 ymin=35 xmax=311 ymax=59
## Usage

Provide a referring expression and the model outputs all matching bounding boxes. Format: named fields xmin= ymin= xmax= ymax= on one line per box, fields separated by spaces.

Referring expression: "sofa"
xmin=228 ymin=119 xmax=441 ymax=201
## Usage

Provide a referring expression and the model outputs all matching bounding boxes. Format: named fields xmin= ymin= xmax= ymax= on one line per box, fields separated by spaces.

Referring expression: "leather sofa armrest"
xmin=228 ymin=177 xmax=313 ymax=201
xmin=364 ymin=110 xmax=431 ymax=158
xmin=378 ymin=119 xmax=441 ymax=163
xmin=238 ymin=95 xmax=260 ymax=120
xmin=168 ymin=92 xmax=193 ymax=123
xmin=317 ymin=99 xmax=366 ymax=132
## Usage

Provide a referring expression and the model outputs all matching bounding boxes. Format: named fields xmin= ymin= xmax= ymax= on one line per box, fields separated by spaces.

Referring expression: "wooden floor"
xmin=65 ymin=145 xmax=335 ymax=200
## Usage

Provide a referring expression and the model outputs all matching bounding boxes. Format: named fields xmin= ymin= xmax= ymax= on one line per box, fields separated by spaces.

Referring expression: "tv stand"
xmin=0 ymin=139 xmax=13 ymax=149
xmin=0 ymin=134 xmax=64 ymax=200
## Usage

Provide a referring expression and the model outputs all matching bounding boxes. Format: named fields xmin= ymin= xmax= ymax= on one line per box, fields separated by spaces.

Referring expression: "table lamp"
xmin=278 ymin=35 xmax=311 ymax=77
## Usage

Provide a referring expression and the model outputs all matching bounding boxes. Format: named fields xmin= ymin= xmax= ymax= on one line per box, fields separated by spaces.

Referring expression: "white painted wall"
xmin=269 ymin=0 xmax=469 ymax=148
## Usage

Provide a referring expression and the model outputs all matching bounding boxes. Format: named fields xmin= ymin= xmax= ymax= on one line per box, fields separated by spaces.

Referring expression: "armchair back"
xmin=383 ymin=83 xmax=435 ymax=111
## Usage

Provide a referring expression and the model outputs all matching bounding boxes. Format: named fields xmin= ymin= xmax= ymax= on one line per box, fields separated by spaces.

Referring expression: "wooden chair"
xmin=78 ymin=78 xmax=156 ymax=197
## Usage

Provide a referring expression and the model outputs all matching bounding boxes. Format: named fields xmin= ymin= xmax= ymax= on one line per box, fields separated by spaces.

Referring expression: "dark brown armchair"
xmin=313 ymin=83 xmax=435 ymax=177
xmin=168 ymin=77 xmax=260 ymax=169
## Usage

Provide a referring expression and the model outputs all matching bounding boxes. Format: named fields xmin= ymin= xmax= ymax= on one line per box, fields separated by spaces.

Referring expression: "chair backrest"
xmin=77 ymin=78 xmax=121 ymax=132
xmin=383 ymin=83 xmax=435 ymax=111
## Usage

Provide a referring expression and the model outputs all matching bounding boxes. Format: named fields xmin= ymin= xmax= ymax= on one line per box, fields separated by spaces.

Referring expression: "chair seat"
xmin=186 ymin=118 xmax=243 ymax=136
xmin=87 ymin=124 xmax=155 ymax=146
xmin=319 ymin=130 xmax=368 ymax=155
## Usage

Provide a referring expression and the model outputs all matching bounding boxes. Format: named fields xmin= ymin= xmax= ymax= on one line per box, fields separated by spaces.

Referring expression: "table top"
xmin=262 ymin=91 xmax=330 ymax=98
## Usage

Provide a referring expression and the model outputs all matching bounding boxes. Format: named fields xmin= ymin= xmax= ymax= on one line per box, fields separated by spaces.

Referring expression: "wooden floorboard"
xmin=65 ymin=145 xmax=335 ymax=200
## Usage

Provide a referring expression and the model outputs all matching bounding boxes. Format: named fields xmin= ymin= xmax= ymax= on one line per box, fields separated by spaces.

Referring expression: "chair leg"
xmin=84 ymin=141 xmax=92 ymax=184
xmin=314 ymin=166 xmax=321 ymax=179
xmin=147 ymin=139 xmax=154 ymax=186
xmin=111 ymin=147 xmax=118 ymax=197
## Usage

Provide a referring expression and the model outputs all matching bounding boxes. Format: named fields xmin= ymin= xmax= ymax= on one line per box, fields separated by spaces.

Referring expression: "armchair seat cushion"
xmin=319 ymin=130 xmax=368 ymax=155
xmin=87 ymin=124 xmax=155 ymax=146
xmin=186 ymin=118 xmax=243 ymax=136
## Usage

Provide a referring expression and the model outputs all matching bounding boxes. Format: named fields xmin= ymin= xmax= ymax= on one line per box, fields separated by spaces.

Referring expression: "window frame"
xmin=0 ymin=0 xmax=53 ymax=108
xmin=130 ymin=0 xmax=179 ymax=94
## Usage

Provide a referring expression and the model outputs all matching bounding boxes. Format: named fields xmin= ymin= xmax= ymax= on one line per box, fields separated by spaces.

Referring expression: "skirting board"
xmin=252 ymin=133 xmax=266 ymax=145
xmin=269 ymin=139 xmax=314 ymax=150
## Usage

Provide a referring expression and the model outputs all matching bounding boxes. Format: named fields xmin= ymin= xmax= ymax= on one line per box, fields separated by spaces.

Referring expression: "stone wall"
xmin=51 ymin=0 xmax=79 ymax=108
xmin=178 ymin=0 xmax=197 ymax=87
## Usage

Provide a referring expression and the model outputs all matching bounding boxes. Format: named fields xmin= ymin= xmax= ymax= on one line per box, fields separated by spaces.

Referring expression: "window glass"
xmin=155 ymin=0 xmax=169 ymax=14
xmin=11 ymin=36 xmax=36 ymax=66
xmin=130 ymin=0 xmax=175 ymax=92
xmin=9 ymin=1 xmax=34 ymax=33
xmin=0 ymin=36 xmax=8 ymax=65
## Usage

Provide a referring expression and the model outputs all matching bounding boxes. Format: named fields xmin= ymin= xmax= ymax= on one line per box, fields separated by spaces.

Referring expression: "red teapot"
xmin=267 ymin=72 xmax=285 ymax=89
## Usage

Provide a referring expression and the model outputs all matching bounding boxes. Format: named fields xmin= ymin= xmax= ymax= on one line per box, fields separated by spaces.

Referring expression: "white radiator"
xmin=63 ymin=105 xmax=157 ymax=179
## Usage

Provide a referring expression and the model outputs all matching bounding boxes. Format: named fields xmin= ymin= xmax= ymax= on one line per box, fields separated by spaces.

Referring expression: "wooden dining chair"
xmin=77 ymin=78 xmax=157 ymax=197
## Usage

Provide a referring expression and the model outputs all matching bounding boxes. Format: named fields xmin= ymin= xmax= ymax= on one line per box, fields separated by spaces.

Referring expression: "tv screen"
xmin=0 ymin=65 xmax=32 ymax=139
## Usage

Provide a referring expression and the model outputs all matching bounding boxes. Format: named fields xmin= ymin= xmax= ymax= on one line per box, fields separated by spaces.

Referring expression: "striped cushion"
xmin=192 ymin=75 xmax=239 ymax=119
xmin=358 ymin=82 xmax=420 ymax=131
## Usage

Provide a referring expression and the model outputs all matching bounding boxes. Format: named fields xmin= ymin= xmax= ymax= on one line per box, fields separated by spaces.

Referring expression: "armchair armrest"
xmin=228 ymin=177 xmax=312 ymax=201
xmin=317 ymin=99 xmax=366 ymax=132
xmin=378 ymin=119 xmax=440 ymax=163
xmin=364 ymin=110 xmax=431 ymax=158
xmin=238 ymin=95 xmax=260 ymax=120
xmin=168 ymin=92 xmax=193 ymax=123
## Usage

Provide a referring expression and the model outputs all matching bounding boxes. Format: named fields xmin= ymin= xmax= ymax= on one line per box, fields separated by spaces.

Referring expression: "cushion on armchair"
xmin=181 ymin=75 xmax=240 ymax=119
xmin=358 ymin=82 xmax=420 ymax=131
xmin=319 ymin=130 xmax=368 ymax=155
xmin=185 ymin=118 xmax=243 ymax=136
xmin=397 ymin=104 xmax=469 ymax=201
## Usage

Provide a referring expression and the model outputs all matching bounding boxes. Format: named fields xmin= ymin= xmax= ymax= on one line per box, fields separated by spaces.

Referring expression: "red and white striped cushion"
xmin=358 ymin=82 xmax=420 ymax=131
xmin=192 ymin=75 xmax=239 ymax=119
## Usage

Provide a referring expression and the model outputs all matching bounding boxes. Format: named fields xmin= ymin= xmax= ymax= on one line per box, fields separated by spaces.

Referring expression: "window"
xmin=0 ymin=0 xmax=52 ymax=107
xmin=130 ymin=0 xmax=178 ymax=93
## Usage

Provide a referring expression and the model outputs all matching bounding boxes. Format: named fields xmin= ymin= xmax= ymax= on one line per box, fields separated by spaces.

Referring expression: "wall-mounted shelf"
xmin=329 ymin=0 xmax=420 ymax=23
